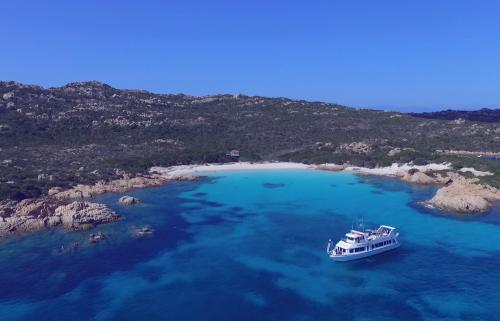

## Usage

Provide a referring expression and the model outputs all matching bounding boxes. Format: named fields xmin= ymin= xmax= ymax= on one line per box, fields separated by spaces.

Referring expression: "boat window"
xmin=349 ymin=249 xmax=353 ymax=253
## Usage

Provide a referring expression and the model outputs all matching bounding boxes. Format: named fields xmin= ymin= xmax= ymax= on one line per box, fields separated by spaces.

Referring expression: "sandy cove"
xmin=152 ymin=162 xmax=499 ymax=214
xmin=1 ymin=161 xmax=498 ymax=238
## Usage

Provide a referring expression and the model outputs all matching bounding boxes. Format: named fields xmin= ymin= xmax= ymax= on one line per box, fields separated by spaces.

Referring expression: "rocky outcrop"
xmin=48 ymin=187 xmax=63 ymax=196
xmin=339 ymin=142 xmax=372 ymax=154
xmin=315 ymin=164 xmax=347 ymax=172
xmin=425 ymin=176 xmax=500 ymax=213
xmin=315 ymin=163 xmax=498 ymax=214
xmin=0 ymin=170 xmax=200 ymax=238
xmin=401 ymin=171 xmax=436 ymax=185
xmin=53 ymin=175 xmax=168 ymax=199
xmin=118 ymin=196 xmax=141 ymax=205
xmin=0 ymin=198 xmax=119 ymax=238
xmin=54 ymin=201 xmax=119 ymax=230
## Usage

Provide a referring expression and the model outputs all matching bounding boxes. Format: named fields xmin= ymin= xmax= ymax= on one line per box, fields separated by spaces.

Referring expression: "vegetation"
xmin=1 ymin=80 xmax=499 ymax=200
xmin=410 ymin=108 xmax=500 ymax=123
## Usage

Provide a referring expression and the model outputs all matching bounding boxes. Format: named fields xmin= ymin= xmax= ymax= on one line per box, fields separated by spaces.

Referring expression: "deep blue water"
xmin=1 ymin=170 xmax=500 ymax=321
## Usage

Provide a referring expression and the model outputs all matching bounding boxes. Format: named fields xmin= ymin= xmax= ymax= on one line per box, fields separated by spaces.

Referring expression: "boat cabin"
xmin=328 ymin=224 xmax=400 ymax=261
xmin=329 ymin=225 xmax=399 ymax=257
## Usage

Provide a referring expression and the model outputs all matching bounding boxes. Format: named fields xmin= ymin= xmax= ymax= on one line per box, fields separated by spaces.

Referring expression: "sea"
xmin=1 ymin=169 xmax=500 ymax=321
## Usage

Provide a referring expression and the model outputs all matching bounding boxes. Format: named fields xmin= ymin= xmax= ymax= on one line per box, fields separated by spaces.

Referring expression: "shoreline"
xmin=150 ymin=162 xmax=313 ymax=177
xmin=151 ymin=161 xmax=499 ymax=214
xmin=1 ymin=161 xmax=498 ymax=239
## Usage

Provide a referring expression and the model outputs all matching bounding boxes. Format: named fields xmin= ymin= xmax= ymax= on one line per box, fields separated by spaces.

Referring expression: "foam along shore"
xmin=149 ymin=162 xmax=312 ymax=178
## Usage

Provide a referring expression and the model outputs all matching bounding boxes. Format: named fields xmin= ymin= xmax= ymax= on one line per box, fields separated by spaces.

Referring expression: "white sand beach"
xmin=150 ymin=161 xmax=459 ymax=179
xmin=341 ymin=163 xmax=452 ymax=176
xmin=150 ymin=162 xmax=312 ymax=178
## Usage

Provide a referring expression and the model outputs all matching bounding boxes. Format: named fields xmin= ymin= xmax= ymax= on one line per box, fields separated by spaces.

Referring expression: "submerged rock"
xmin=133 ymin=226 xmax=154 ymax=237
xmin=118 ymin=196 xmax=141 ymax=205
xmin=57 ymin=242 xmax=80 ymax=255
xmin=89 ymin=231 xmax=108 ymax=243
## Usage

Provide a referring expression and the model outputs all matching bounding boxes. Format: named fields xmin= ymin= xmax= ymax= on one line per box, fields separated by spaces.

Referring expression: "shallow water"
xmin=1 ymin=170 xmax=500 ymax=321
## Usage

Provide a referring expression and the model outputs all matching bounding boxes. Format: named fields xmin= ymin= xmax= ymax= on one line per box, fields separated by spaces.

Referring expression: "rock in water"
xmin=0 ymin=198 xmax=119 ymax=237
xmin=118 ymin=196 xmax=141 ymax=205
xmin=89 ymin=231 xmax=108 ymax=243
xmin=133 ymin=226 xmax=154 ymax=237
xmin=426 ymin=177 xmax=500 ymax=213
xmin=54 ymin=201 xmax=120 ymax=230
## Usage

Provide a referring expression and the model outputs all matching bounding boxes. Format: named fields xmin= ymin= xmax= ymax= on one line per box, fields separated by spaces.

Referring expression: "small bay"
xmin=1 ymin=169 xmax=499 ymax=321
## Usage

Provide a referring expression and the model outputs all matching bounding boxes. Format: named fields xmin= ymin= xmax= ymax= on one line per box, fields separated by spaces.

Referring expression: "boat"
xmin=327 ymin=224 xmax=400 ymax=261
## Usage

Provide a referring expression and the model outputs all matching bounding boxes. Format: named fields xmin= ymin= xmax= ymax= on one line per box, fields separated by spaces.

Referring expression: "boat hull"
xmin=330 ymin=242 xmax=400 ymax=261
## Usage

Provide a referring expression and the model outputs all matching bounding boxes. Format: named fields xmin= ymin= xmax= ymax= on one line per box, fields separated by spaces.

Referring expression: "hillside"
xmin=1 ymin=80 xmax=499 ymax=200
xmin=410 ymin=108 xmax=500 ymax=123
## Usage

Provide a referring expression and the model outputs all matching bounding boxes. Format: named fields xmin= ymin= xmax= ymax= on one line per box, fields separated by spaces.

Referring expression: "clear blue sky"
xmin=1 ymin=0 xmax=500 ymax=111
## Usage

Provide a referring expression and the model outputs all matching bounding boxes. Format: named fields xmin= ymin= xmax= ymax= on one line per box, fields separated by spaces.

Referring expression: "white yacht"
xmin=327 ymin=225 xmax=400 ymax=261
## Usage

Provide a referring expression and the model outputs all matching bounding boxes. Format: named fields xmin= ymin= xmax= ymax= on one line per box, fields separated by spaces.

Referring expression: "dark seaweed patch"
xmin=263 ymin=183 xmax=285 ymax=189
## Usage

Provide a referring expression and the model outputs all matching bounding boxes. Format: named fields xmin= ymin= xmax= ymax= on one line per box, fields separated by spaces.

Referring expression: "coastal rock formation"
xmin=315 ymin=162 xmax=498 ymax=213
xmin=54 ymin=201 xmax=119 ymax=230
xmin=118 ymin=196 xmax=141 ymax=205
xmin=401 ymin=171 xmax=436 ymax=184
xmin=0 ymin=198 xmax=119 ymax=237
xmin=425 ymin=177 xmax=500 ymax=213
xmin=48 ymin=187 xmax=63 ymax=196
xmin=0 ymin=169 xmax=201 ymax=238
xmin=315 ymin=164 xmax=347 ymax=172
xmin=170 ymin=175 xmax=199 ymax=181
xmin=53 ymin=175 xmax=168 ymax=199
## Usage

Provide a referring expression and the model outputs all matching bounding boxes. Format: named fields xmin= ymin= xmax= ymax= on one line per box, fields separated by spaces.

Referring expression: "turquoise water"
xmin=1 ymin=169 xmax=500 ymax=321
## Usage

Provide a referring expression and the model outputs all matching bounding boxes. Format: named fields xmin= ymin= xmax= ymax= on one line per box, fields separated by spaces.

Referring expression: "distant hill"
xmin=409 ymin=108 xmax=500 ymax=123
xmin=0 ymin=80 xmax=499 ymax=200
